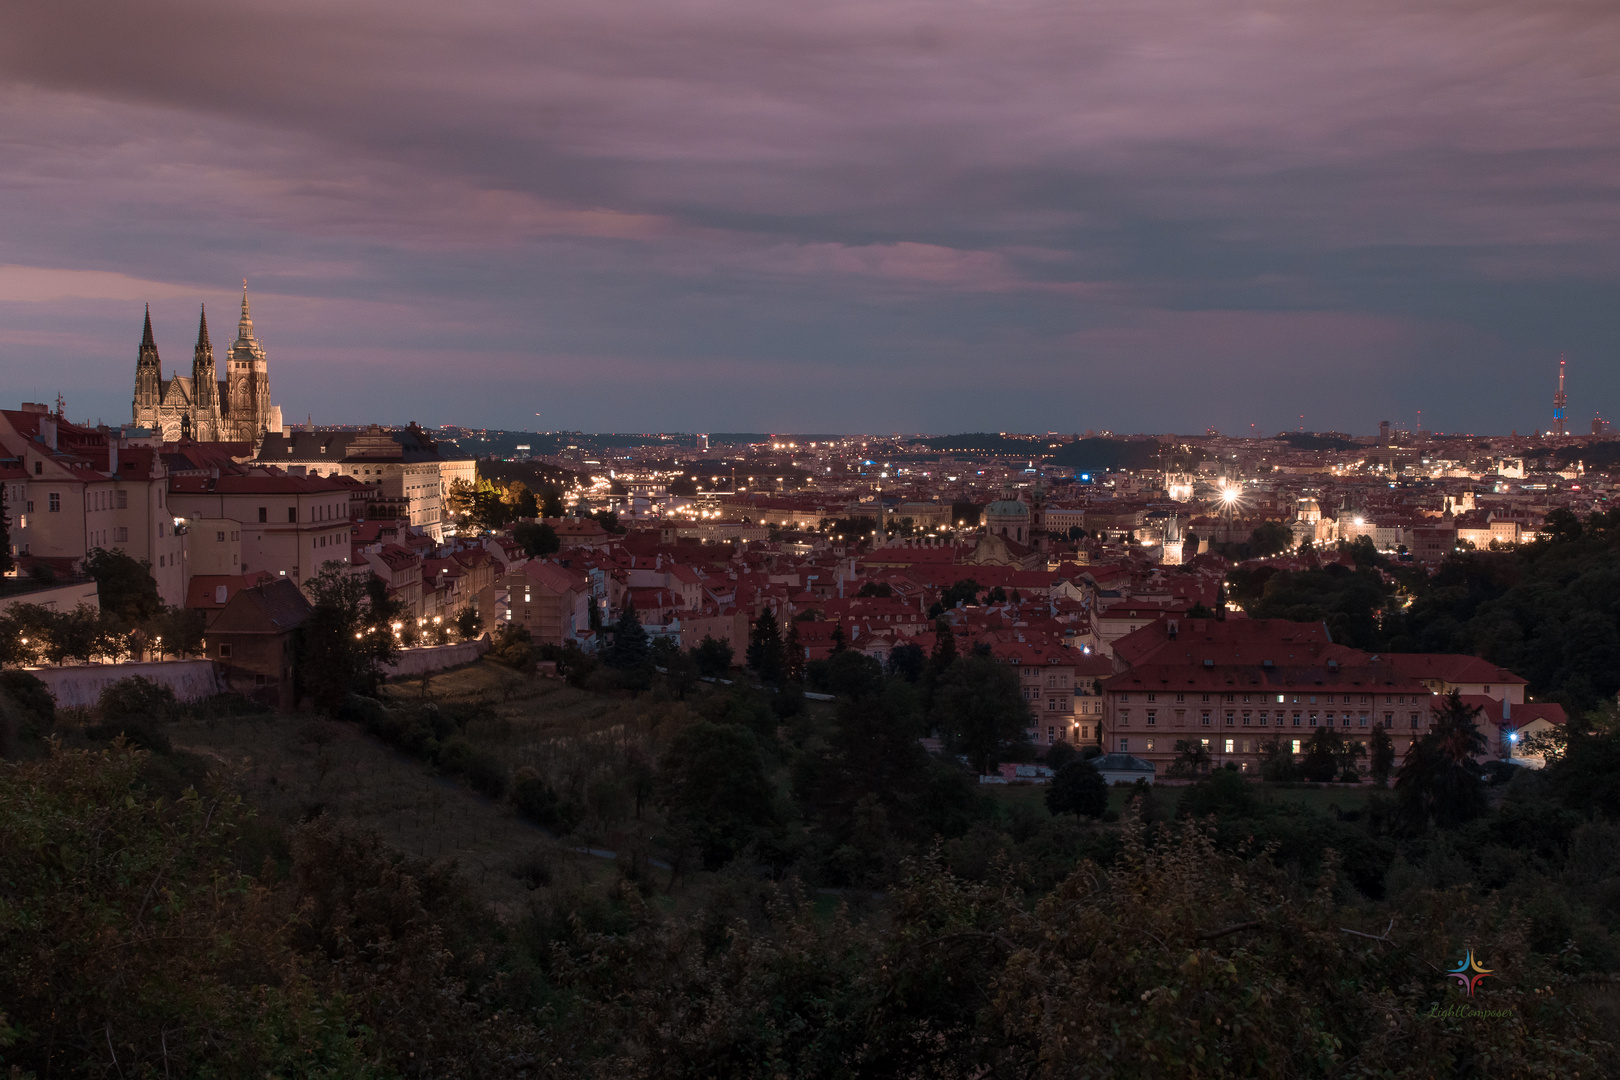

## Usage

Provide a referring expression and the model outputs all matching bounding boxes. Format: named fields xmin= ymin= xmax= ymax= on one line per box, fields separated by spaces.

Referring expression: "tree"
xmin=1369 ymin=724 xmax=1395 ymax=786
xmin=504 ymin=481 xmax=539 ymax=519
xmin=512 ymin=521 xmax=559 ymax=557
xmin=1248 ymin=519 xmax=1293 ymax=557
xmin=1045 ymin=740 xmax=1077 ymax=771
xmin=936 ymin=653 xmax=1031 ymax=775
xmin=1166 ymin=738 xmax=1212 ymax=779
xmin=1395 ymin=689 xmax=1488 ymax=829
xmin=1257 ymin=735 xmax=1299 ymax=781
xmin=660 ymin=643 xmax=700 ymax=700
xmin=1300 ymin=727 xmax=1344 ymax=783
xmin=940 ymin=578 xmax=981 ymax=609
xmin=887 ymin=641 xmax=925 ymax=682
xmin=856 ymin=581 xmax=893 ymax=598
xmin=0 ymin=745 xmax=377 ymax=1078
xmin=985 ymin=586 xmax=1007 ymax=604
xmin=454 ymin=605 xmax=484 ymax=640
xmin=603 ymin=605 xmax=651 ymax=671
xmin=445 ymin=477 xmax=511 ymax=532
xmin=829 ymin=622 xmax=847 ymax=653
xmin=83 ymin=547 xmax=162 ymax=625
xmin=658 ymin=721 xmax=779 ymax=870
xmin=807 ymin=649 xmax=884 ymax=700
xmin=301 ymin=565 xmax=403 ymax=711
xmin=746 ymin=609 xmax=788 ymax=685
xmin=691 ymin=634 xmax=734 ymax=678
xmin=928 ymin=617 xmax=957 ymax=675
xmin=1046 ymin=758 xmax=1108 ymax=817
xmin=149 ymin=604 xmax=205 ymax=658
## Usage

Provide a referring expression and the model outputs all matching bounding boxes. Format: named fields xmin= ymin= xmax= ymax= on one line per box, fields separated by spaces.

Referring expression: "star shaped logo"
xmin=1446 ymin=949 xmax=1494 ymax=996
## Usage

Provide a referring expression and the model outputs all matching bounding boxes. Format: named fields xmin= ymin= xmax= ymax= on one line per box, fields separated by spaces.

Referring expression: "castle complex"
xmin=132 ymin=286 xmax=284 ymax=442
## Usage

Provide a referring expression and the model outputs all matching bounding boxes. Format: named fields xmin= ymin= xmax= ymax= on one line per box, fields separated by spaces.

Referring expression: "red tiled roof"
xmin=1385 ymin=654 xmax=1528 ymax=687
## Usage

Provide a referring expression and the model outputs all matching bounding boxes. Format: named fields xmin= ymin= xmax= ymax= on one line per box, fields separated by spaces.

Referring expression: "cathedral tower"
xmin=190 ymin=306 xmax=219 ymax=439
xmin=133 ymin=305 xmax=161 ymax=428
xmin=227 ymin=284 xmax=273 ymax=436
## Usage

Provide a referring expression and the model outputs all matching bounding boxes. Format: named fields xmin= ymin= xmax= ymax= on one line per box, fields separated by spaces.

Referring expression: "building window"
xmin=48 ymin=493 xmax=59 ymax=512
xmin=1293 ymin=712 xmax=1302 ymax=726
xmin=1242 ymin=712 xmax=1251 ymax=726
xmin=217 ymin=531 xmax=225 ymax=542
xmin=117 ymin=490 xmax=128 ymax=509
xmin=1146 ymin=692 xmax=1156 ymax=702
xmin=1224 ymin=738 xmax=1234 ymax=754
xmin=258 ymin=507 xmax=268 ymax=523
xmin=288 ymin=507 xmax=297 ymax=523
xmin=219 ymin=643 xmax=232 ymax=658
xmin=1292 ymin=739 xmax=1302 ymax=754
xmin=1201 ymin=710 xmax=1211 ymax=725
xmin=1146 ymin=710 xmax=1156 ymax=726
xmin=1225 ymin=711 xmax=1235 ymax=726
xmin=1119 ymin=738 xmax=1128 ymax=752
xmin=1146 ymin=738 xmax=1155 ymax=752
xmin=1175 ymin=692 xmax=1185 ymax=703
xmin=114 ymin=527 xmax=128 ymax=543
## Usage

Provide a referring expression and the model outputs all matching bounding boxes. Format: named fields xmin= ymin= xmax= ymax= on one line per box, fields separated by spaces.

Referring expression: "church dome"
xmin=985 ymin=498 xmax=1030 ymax=519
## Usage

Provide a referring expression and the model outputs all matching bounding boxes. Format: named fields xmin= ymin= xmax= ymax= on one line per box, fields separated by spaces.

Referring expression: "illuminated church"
xmin=132 ymin=286 xmax=284 ymax=442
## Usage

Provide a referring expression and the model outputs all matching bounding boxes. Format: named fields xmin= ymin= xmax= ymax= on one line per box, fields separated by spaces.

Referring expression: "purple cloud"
xmin=1 ymin=0 xmax=1617 ymax=432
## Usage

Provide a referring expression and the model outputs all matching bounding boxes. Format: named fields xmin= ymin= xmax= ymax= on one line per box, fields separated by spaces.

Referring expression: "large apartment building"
xmin=257 ymin=424 xmax=476 ymax=540
xmin=0 ymin=405 xmax=186 ymax=604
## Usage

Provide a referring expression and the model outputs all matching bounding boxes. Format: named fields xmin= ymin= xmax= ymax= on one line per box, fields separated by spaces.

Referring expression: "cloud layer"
xmin=1 ymin=0 xmax=1616 ymax=433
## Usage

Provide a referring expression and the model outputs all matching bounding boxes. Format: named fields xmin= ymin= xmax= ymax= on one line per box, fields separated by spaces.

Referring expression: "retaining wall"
xmin=381 ymin=636 xmax=491 ymax=678
xmin=27 ymin=660 xmax=223 ymax=710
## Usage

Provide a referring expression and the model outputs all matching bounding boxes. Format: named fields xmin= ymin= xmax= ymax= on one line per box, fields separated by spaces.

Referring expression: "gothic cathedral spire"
xmin=192 ymin=304 xmax=218 ymax=415
xmin=133 ymin=303 xmax=162 ymax=427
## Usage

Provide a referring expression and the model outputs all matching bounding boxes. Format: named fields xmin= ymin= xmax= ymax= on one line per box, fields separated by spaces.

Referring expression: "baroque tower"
xmin=227 ymin=284 xmax=273 ymax=437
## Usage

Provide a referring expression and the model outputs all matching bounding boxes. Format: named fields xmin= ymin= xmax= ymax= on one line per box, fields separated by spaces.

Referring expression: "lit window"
xmin=1224 ymin=738 xmax=1234 ymax=754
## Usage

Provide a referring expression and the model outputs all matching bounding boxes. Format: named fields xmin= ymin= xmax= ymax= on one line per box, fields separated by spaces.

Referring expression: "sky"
xmin=0 ymin=0 xmax=1616 ymax=437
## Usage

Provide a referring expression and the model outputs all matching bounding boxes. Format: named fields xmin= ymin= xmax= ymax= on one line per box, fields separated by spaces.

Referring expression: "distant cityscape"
xmin=2 ymin=301 xmax=1608 ymax=771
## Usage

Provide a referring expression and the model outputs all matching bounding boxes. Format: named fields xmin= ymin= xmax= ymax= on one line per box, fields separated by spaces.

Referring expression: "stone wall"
xmin=381 ymin=636 xmax=491 ymax=678
xmin=27 ymin=660 xmax=223 ymax=710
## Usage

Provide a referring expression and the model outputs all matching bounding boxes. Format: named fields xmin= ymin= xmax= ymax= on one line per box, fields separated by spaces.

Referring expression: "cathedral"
xmin=132 ymin=287 xmax=284 ymax=442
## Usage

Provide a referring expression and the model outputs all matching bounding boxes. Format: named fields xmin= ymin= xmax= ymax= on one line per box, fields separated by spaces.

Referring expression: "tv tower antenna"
xmin=1552 ymin=355 xmax=1568 ymax=437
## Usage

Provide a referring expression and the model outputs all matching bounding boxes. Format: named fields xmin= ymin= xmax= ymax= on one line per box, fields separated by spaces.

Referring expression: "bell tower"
xmin=228 ymin=282 xmax=272 ymax=438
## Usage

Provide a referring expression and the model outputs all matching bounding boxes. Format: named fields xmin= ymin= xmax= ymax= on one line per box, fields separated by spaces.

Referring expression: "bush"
xmin=1046 ymin=759 xmax=1108 ymax=818
xmin=437 ymin=735 xmax=478 ymax=777
xmin=85 ymin=719 xmax=172 ymax=755
xmin=98 ymin=676 xmax=177 ymax=722
xmin=0 ymin=671 xmax=54 ymax=734
xmin=488 ymin=624 xmax=534 ymax=669
xmin=511 ymin=768 xmax=581 ymax=833
xmin=466 ymin=753 xmax=508 ymax=800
